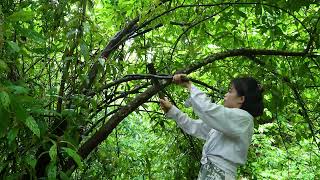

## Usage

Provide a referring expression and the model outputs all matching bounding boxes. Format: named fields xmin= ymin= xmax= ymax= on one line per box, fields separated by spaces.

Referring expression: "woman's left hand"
xmin=159 ymin=97 xmax=173 ymax=113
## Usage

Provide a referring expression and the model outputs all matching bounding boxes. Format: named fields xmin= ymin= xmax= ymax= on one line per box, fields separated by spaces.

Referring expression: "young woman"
xmin=160 ymin=74 xmax=264 ymax=180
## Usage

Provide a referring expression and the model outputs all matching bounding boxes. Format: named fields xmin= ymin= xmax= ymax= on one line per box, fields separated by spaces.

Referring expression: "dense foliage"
xmin=0 ymin=0 xmax=319 ymax=179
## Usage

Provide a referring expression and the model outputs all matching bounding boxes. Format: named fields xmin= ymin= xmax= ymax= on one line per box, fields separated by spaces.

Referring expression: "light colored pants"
xmin=197 ymin=162 xmax=236 ymax=180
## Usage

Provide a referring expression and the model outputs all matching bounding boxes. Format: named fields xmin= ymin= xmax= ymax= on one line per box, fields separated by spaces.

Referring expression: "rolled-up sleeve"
xmin=188 ymin=85 xmax=253 ymax=137
xmin=166 ymin=106 xmax=211 ymax=140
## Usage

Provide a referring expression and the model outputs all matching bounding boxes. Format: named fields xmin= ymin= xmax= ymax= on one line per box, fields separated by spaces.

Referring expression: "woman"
xmin=160 ymin=74 xmax=264 ymax=180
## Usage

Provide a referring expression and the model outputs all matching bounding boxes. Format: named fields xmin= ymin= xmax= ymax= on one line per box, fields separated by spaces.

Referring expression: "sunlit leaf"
xmin=49 ymin=143 xmax=57 ymax=162
xmin=8 ymin=85 xmax=29 ymax=95
xmin=18 ymin=27 xmax=46 ymax=43
xmin=80 ymin=41 xmax=90 ymax=60
xmin=47 ymin=162 xmax=57 ymax=180
xmin=7 ymin=128 xmax=18 ymax=144
xmin=0 ymin=91 xmax=10 ymax=111
xmin=0 ymin=60 xmax=8 ymax=71
xmin=25 ymin=155 xmax=37 ymax=169
xmin=7 ymin=41 xmax=20 ymax=52
xmin=25 ymin=116 xmax=40 ymax=138
xmin=7 ymin=10 xmax=35 ymax=22
xmin=62 ymin=147 xmax=83 ymax=168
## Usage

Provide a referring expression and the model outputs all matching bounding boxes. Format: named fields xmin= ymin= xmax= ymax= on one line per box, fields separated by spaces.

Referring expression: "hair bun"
xmin=258 ymin=84 xmax=264 ymax=93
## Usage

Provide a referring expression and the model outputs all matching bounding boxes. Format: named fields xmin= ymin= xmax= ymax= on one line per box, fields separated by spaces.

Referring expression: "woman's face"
xmin=224 ymin=85 xmax=245 ymax=108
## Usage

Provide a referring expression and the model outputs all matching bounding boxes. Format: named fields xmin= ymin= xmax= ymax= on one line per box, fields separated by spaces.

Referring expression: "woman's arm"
xmin=187 ymin=85 xmax=253 ymax=137
xmin=166 ymin=105 xmax=212 ymax=140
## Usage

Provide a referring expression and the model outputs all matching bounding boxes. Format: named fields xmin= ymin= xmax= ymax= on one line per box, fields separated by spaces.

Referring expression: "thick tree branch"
xmin=147 ymin=63 xmax=165 ymax=99
xmin=78 ymin=81 xmax=170 ymax=158
xmin=90 ymin=74 xmax=223 ymax=97
xmin=101 ymin=18 xmax=139 ymax=58
xmin=177 ymin=48 xmax=316 ymax=74
xmin=87 ymin=75 xmax=159 ymax=96
xmin=87 ymin=83 xmax=150 ymax=127
xmin=84 ymin=17 xmax=140 ymax=91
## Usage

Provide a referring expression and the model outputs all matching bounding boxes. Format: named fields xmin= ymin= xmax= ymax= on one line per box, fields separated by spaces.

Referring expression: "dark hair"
xmin=231 ymin=77 xmax=264 ymax=117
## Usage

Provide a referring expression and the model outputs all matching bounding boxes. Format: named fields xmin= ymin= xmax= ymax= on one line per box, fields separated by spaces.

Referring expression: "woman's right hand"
xmin=173 ymin=74 xmax=192 ymax=90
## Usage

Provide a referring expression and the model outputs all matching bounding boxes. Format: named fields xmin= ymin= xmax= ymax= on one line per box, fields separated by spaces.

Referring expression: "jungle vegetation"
xmin=0 ymin=0 xmax=319 ymax=179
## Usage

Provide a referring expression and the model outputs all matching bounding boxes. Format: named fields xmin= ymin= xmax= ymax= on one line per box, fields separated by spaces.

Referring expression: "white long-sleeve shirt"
xmin=166 ymin=85 xmax=254 ymax=174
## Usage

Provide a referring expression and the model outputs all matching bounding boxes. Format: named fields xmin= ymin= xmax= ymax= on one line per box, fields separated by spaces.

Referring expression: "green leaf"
xmin=7 ymin=41 xmax=20 ymax=52
xmin=80 ymin=41 xmax=89 ymax=60
xmin=49 ymin=143 xmax=57 ymax=162
xmin=0 ymin=91 xmax=10 ymax=110
xmin=47 ymin=162 xmax=57 ymax=180
xmin=0 ymin=107 xmax=10 ymax=137
xmin=8 ymin=85 xmax=29 ymax=95
xmin=25 ymin=155 xmax=37 ymax=169
xmin=87 ymin=0 xmax=94 ymax=11
xmin=274 ymin=25 xmax=283 ymax=36
xmin=255 ymin=4 xmax=262 ymax=16
xmin=0 ymin=60 xmax=8 ymax=71
xmin=7 ymin=10 xmax=35 ymax=22
xmin=98 ymin=58 xmax=105 ymax=67
xmin=32 ymin=108 xmax=61 ymax=118
xmin=15 ymin=104 xmax=28 ymax=122
xmin=16 ymin=26 xmax=45 ymax=43
xmin=62 ymin=147 xmax=83 ymax=168
xmin=29 ymin=47 xmax=47 ymax=54
xmin=235 ymin=9 xmax=247 ymax=19
xmin=264 ymin=38 xmax=272 ymax=47
xmin=7 ymin=128 xmax=18 ymax=144
xmin=59 ymin=171 xmax=70 ymax=180
xmin=25 ymin=116 xmax=40 ymax=138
